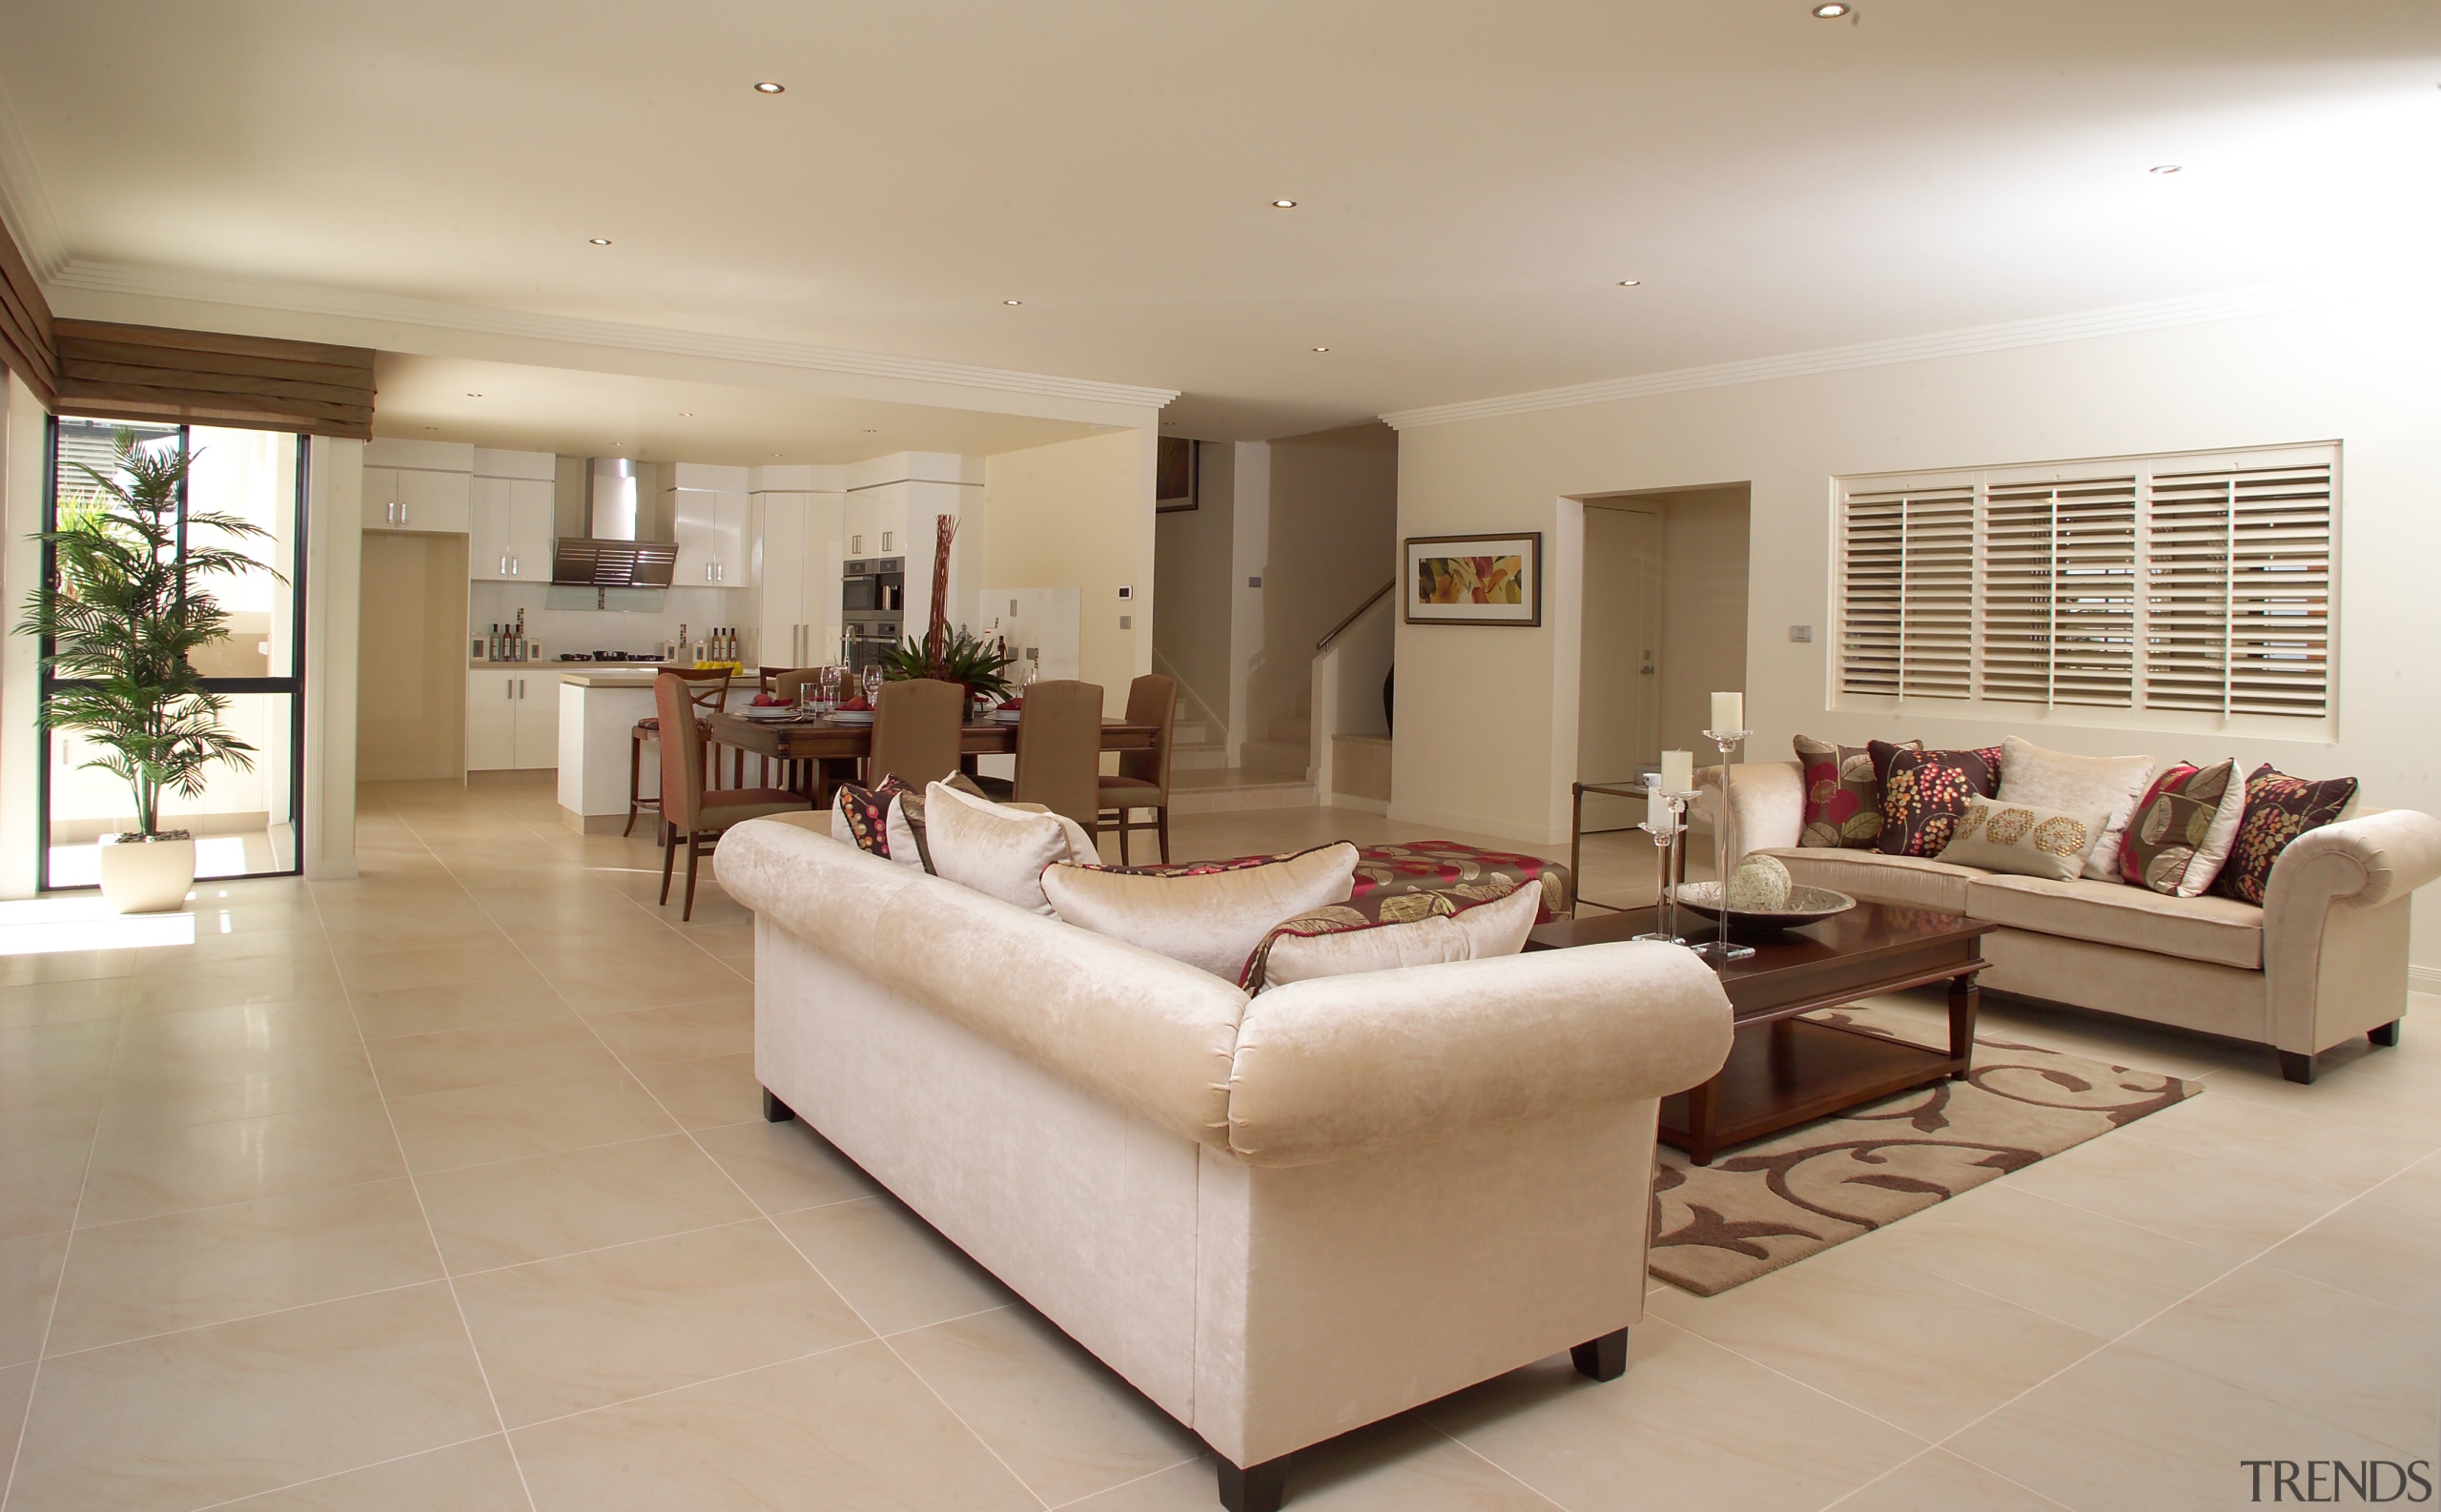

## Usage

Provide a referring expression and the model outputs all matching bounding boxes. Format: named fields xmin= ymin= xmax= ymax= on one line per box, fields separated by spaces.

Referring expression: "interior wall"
xmin=1655 ymin=485 xmax=1751 ymax=759
xmin=1152 ymin=441 xmax=1236 ymax=736
xmin=1577 ymin=503 xmax=1660 ymax=833
xmin=1389 ymin=289 xmax=2441 ymax=971
xmin=978 ymin=429 xmax=1151 ymax=714
xmin=358 ymin=532 xmax=469 ymax=781
xmin=1249 ymin=421 xmax=1398 ymax=743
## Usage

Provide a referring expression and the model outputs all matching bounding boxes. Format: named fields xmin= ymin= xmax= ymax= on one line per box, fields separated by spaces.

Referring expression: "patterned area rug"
xmin=1649 ymin=1006 xmax=2200 ymax=1296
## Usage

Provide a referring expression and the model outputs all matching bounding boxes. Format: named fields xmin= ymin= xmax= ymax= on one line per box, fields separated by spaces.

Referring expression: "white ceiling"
xmin=5 ymin=1 xmax=2438 ymax=439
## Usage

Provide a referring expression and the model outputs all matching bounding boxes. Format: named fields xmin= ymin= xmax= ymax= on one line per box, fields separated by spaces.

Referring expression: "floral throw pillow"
xmin=1870 ymin=742 xmax=2002 ymax=859
xmin=1795 ymin=736 xmax=1916 ymax=849
xmin=2119 ymin=760 xmax=2248 ymax=899
xmin=2210 ymin=765 xmax=2359 ymax=906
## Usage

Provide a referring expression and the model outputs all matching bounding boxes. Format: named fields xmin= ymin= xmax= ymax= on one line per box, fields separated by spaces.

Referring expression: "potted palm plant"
xmin=20 ymin=428 xmax=274 ymax=911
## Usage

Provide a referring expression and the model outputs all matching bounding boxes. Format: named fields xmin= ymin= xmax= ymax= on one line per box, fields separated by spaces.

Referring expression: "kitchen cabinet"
xmin=753 ymin=491 xmax=846 ymax=666
xmin=466 ymin=668 xmax=559 ymax=770
xmin=470 ymin=478 xmax=555 ymax=581
xmin=361 ymin=465 xmax=472 ymax=534
xmin=673 ymin=488 xmax=749 ymax=586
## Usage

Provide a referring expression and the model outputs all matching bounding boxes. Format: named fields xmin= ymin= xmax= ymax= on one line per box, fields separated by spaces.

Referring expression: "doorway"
xmin=358 ymin=532 xmax=471 ymax=782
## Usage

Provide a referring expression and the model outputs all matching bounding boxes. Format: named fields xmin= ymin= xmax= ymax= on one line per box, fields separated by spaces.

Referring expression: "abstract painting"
xmin=1404 ymin=533 xmax=1542 ymax=625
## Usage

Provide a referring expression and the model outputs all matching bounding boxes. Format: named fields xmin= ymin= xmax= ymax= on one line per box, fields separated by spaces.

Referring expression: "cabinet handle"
xmin=400 ymin=500 xmax=409 ymax=525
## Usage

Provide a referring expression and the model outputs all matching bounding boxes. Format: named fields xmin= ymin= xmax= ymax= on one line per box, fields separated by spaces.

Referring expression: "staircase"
xmin=1240 ymin=689 xmax=1312 ymax=778
xmin=1170 ymin=718 xmax=1227 ymax=771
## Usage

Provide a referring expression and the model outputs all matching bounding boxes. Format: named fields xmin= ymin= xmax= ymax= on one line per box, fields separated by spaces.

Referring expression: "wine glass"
xmin=862 ymin=664 xmax=884 ymax=708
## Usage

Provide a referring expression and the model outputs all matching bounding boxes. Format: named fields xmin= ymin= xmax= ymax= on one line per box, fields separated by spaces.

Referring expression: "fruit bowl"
xmin=1672 ymin=881 xmax=1856 ymax=930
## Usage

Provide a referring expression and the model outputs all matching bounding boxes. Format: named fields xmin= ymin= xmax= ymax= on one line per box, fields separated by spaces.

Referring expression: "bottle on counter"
xmin=486 ymin=623 xmax=500 ymax=662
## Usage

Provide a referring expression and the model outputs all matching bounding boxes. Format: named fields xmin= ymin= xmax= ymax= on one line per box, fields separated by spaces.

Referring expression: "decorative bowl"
xmin=1672 ymin=880 xmax=1856 ymax=930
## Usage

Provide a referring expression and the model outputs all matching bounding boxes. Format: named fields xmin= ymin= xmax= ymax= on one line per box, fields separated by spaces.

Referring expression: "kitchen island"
xmin=554 ymin=666 xmax=753 ymax=834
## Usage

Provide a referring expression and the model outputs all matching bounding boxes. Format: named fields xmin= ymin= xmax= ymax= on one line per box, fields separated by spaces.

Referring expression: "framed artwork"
xmin=1404 ymin=533 xmax=1542 ymax=626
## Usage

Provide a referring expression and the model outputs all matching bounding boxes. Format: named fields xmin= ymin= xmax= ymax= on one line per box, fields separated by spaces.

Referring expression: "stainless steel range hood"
xmin=551 ymin=458 xmax=678 ymax=587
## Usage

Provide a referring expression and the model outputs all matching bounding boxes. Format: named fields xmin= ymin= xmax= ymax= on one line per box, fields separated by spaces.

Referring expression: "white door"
xmin=758 ymin=494 xmax=810 ymax=664
xmin=394 ymin=468 xmax=472 ymax=535
xmin=360 ymin=466 xmax=400 ymax=530
xmin=843 ymin=493 xmax=878 ymax=559
xmin=1577 ymin=505 xmax=1664 ymax=834
xmin=512 ymin=675 xmax=560 ymax=769
xmin=468 ymin=478 xmax=514 ymax=580
xmin=465 ymin=669 xmax=518 ymax=770
xmin=504 ymin=480 xmax=555 ymax=581
xmin=672 ymin=488 xmax=721 ymax=585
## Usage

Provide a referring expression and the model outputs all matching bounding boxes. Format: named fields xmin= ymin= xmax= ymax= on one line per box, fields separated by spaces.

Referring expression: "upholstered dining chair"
xmin=1097 ymin=673 xmax=1178 ymax=865
xmin=866 ymin=677 xmax=967 ymax=789
xmin=1010 ymin=679 xmax=1106 ymax=842
xmin=654 ymin=672 xmax=808 ymax=920
xmin=626 ymin=666 xmax=731 ymax=839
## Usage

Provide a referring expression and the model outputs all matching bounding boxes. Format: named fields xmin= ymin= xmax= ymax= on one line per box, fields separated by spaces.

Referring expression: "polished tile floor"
xmin=2 ymin=775 xmax=2435 ymax=1511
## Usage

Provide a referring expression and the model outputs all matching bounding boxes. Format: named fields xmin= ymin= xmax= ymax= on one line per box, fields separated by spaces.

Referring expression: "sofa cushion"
xmin=1763 ymin=847 xmax=1987 ymax=914
xmin=831 ymin=772 xmax=995 ymax=871
xmin=1967 ymin=873 xmax=2263 ymax=971
xmin=1350 ymin=841 xmax=1572 ymax=923
xmin=2213 ymin=765 xmax=2362 ymax=906
xmin=1870 ymin=743 xmax=2002 ymax=858
xmin=1242 ymin=876 xmax=1541 ymax=993
xmin=1794 ymin=736 xmax=1912 ymax=849
xmin=2120 ymin=760 xmax=2247 ymax=898
xmin=1937 ymin=797 xmax=2113 ymax=883
xmin=1994 ymin=737 xmax=2157 ymax=883
xmin=1041 ymin=842 xmax=1360 ymax=981
xmin=922 ymin=781 xmax=1097 ymax=913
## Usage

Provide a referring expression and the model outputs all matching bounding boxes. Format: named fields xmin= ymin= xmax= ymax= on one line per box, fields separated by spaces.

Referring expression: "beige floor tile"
xmin=2115 ymin=1261 xmax=2441 ymax=1456
xmin=1827 ymin=1449 xmax=2066 ymax=1512
xmin=1646 ymin=1240 xmax=2105 ymax=1441
xmin=2117 ymin=1081 xmax=2436 ymax=1194
xmin=1948 ymin=1343 xmax=2408 ymax=1512
xmin=0 ymin=1136 xmax=92 ymax=1242
xmin=77 ymin=1100 xmax=406 ymax=1228
xmin=1067 ymin=1416 xmax=1571 ymax=1511
xmin=334 ymin=942 xmax=544 ymax=996
xmin=114 ymin=959 xmax=350 ymax=1015
xmin=585 ymin=995 xmax=755 ymax=1066
xmin=1426 ymin=1321 xmax=1926 ymax=1512
xmin=0 ymin=978 xmax=131 ymax=1028
xmin=1998 ymin=1121 xmax=2362 ymax=1260
xmin=350 ymin=978 xmax=581 ymax=1040
xmin=0 ymin=1359 xmax=32 ymax=1458
xmin=0 ymin=1229 xmax=68 ymax=1365
xmin=45 ymin=1179 xmax=441 ymax=1355
xmin=772 ymin=1196 xmax=1017 ymax=1336
xmin=469 ymin=887 xmax=663 ymax=936
xmin=8 ymin=1283 xmax=501 ymax=1512
xmin=715 ymin=952 xmax=756 ymax=980
xmin=416 ymin=1133 xmax=758 ymax=1273
xmin=0 ymin=1017 xmax=120 ymax=1082
xmin=0 ymin=1071 xmax=108 ymax=1146
xmin=455 ymin=1219 xmax=870 ymax=1426
xmin=892 ymin=1302 xmax=1202 ymax=1504
xmin=631 ymin=1052 xmax=764 ymax=1129
xmin=109 ymin=998 xmax=360 ymax=1066
xmin=386 ymin=1067 xmax=681 ymax=1174
xmin=364 ymin=1018 xmax=624 ymax=1099
xmin=690 ymin=1118 xmax=880 ymax=1216
xmin=212 ymin=1435 xmax=531 ymax=1511
xmin=1857 ymin=1183 xmax=2235 ymax=1337
xmin=2259 ymin=1157 xmax=2441 ymax=1322
xmin=510 ymin=1340 xmax=1038 ymax=1512
xmin=538 ymin=947 xmax=749 ymax=1014
xmin=319 ymin=909 xmax=507 ymax=961
xmin=99 ymin=1042 xmax=382 ymax=1132
xmin=0 ymin=950 xmax=136 ymax=987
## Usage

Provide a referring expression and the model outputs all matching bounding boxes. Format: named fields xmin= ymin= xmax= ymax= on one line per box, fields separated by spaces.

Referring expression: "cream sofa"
xmin=716 ymin=816 xmax=1733 ymax=1512
xmin=1704 ymin=761 xmax=2441 ymax=1082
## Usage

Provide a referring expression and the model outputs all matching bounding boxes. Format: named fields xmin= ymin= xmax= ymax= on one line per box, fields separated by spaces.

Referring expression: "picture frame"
xmin=1404 ymin=532 xmax=1543 ymax=626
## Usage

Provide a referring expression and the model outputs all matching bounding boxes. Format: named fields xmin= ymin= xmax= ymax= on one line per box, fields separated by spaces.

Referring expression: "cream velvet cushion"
xmin=1041 ymin=843 xmax=1360 ymax=981
xmin=1994 ymin=737 xmax=2156 ymax=883
xmin=922 ymin=781 xmax=1096 ymax=914
xmin=1936 ymin=797 xmax=2113 ymax=884
xmin=1257 ymin=882 xmax=1542 ymax=991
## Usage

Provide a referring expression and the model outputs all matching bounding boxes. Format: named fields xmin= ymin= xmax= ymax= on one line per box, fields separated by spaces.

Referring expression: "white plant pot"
xmin=96 ymin=833 xmax=195 ymax=914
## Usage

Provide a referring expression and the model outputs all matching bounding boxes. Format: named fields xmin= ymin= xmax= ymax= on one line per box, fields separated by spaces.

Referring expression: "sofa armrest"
xmin=1223 ymin=942 xmax=1733 ymax=1168
xmin=2262 ymin=808 xmax=2441 ymax=1054
xmin=1693 ymin=760 xmax=1807 ymax=858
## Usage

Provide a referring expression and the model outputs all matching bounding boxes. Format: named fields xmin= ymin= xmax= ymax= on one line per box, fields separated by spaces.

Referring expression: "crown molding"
xmin=44 ymin=259 xmax=1180 ymax=411
xmin=1379 ymin=281 xmax=2330 ymax=431
xmin=0 ymin=92 xmax=66 ymax=281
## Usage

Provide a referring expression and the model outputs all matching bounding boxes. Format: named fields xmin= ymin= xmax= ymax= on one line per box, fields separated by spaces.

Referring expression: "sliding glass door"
xmin=40 ymin=419 xmax=309 ymax=888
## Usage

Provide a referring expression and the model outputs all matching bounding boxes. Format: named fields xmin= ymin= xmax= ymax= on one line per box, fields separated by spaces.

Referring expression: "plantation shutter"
xmin=2147 ymin=456 xmax=2333 ymax=718
xmin=1837 ymin=487 xmax=1904 ymax=696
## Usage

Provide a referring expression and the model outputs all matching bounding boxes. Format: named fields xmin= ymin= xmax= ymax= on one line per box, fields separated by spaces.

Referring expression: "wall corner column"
xmin=301 ymin=436 xmax=361 ymax=880
xmin=0 ymin=373 xmax=44 ymax=897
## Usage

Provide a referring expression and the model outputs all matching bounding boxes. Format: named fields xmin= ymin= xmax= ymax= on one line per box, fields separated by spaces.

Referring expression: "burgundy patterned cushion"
xmin=1795 ymin=736 xmax=1915 ymax=849
xmin=2210 ymin=765 xmax=2359 ymax=906
xmin=1351 ymin=841 xmax=1570 ymax=924
xmin=1870 ymin=743 xmax=2002 ymax=859
xmin=831 ymin=776 xmax=910 ymax=860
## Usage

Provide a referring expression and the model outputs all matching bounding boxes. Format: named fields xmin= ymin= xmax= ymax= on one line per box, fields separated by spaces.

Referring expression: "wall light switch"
xmin=1247 ymin=576 xmax=1262 ymax=589
xmin=1790 ymin=624 xmax=1815 ymax=643
xmin=1118 ymin=614 xmax=1133 ymax=630
xmin=1118 ymin=584 xmax=1133 ymax=600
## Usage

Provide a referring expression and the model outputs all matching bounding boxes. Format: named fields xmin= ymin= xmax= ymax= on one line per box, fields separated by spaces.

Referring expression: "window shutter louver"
xmin=1837 ymin=489 xmax=1905 ymax=697
xmin=1898 ymin=489 xmax=1974 ymax=699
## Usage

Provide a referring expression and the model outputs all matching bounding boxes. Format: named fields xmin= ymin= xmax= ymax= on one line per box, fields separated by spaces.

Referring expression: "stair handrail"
xmin=1148 ymin=644 xmax=1229 ymax=746
xmin=1316 ymin=580 xmax=1396 ymax=653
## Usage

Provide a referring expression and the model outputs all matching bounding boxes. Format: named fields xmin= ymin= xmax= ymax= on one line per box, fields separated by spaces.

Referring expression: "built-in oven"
xmin=841 ymin=615 xmax=900 ymax=673
xmin=842 ymin=557 xmax=905 ymax=615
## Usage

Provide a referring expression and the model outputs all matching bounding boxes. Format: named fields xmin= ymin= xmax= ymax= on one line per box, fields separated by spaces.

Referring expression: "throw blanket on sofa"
xmin=1110 ymin=840 xmax=1573 ymax=925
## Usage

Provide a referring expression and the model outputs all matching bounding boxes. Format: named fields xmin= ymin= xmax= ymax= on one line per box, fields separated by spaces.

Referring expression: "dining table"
xmin=705 ymin=709 xmax=1159 ymax=763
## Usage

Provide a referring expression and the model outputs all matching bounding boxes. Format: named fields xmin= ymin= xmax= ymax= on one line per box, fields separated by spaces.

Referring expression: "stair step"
xmin=1171 ymin=744 xmax=1228 ymax=771
xmin=1241 ymin=740 xmax=1309 ymax=778
xmin=1270 ymin=716 xmax=1311 ymax=746
xmin=1174 ymin=720 xmax=1210 ymax=746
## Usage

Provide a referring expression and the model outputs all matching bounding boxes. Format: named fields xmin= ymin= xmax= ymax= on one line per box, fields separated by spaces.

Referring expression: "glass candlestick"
xmin=1698 ymin=730 xmax=1756 ymax=963
xmin=1634 ymin=791 xmax=1687 ymax=944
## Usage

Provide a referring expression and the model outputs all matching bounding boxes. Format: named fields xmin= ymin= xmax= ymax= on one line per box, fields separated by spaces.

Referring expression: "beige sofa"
xmin=1704 ymin=761 xmax=2441 ymax=1082
xmin=716 ymin=816 xmax=1733 ymax=1512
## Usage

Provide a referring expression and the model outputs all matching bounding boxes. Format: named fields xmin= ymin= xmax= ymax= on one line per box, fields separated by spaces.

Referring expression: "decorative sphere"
xmin=1725 ymin=853 xmax=1794 ymax=912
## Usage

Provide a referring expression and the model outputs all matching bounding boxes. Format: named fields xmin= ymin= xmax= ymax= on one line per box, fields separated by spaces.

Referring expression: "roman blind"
xmin=52 ymin=320 xmax=375 ymax=439
xmin=1836 ymin=444 xmax=2335 ymax=723
xmin=0 ymin=209 xmax=56 ymax=405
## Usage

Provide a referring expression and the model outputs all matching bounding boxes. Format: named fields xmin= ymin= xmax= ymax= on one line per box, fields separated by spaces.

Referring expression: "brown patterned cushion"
xmin=1351 ymin=841 xmax=1570 ymax=924
xmin=830 ymin=771 xmax=990 ymax=871
xmin=1240 ymin=875 xmax=1541 ymax=993
xmin=1870 ymin=743 xmax=2002 ymax=859
xmin=2119 ymin=761 xmax=2248 ymax=898
xmin=2210 ymin=765 xmax=2359 ymax=906
xmin=1795 ymin=736 xmax=1916 ymax=849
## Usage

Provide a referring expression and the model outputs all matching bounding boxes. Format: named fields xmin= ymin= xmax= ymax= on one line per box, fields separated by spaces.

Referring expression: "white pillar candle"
xmin=1659 ymin=749 xmax=1694 ymax=793
xmin=1710 ymin=691 xmax=1744 ymax=734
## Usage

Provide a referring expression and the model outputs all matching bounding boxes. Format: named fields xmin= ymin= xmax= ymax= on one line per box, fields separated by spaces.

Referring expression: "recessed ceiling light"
xmin=465 ymin=393 xmax=482 ymax=398
xmin=421 ymin=425 xmax=438 ymax=431
xmin=1811 ymin=2 xmax=1850 ymax=14
xmin=1003 ymin=299 xmax=1022 ymax=306
xmin=863 ymin=428 xmax=879 ymax=434
xmin=753 ymin=82 xmax=785 ymax=94
xmin=587 ymin=237 xmax=611 ymax=245
xmin=1617 ymin=278 xmax=1642 ymax=287
xmin=2150 ymin=163 xmax=2183 ymax=174
xmin=1311 ymin=346 xmax=1330 ymax=353
xmin=1272 ymin=199 xmax=1298 ymax=209
xmin=677 ymin=412 xmax=693 ymax=418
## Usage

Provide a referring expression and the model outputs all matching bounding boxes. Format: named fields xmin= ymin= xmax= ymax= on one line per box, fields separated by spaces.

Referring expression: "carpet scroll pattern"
xmin=1648 ymin=1006 xmax=2200 ymax=1296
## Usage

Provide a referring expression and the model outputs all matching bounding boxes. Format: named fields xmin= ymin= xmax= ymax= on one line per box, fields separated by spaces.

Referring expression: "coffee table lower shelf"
xmin=1661 ymin=1014 xmax=1967 ymax=1166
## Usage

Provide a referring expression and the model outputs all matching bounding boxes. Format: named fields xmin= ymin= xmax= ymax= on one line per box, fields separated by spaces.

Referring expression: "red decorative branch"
xmin=924 ymin=513 xmax=956 ymax=669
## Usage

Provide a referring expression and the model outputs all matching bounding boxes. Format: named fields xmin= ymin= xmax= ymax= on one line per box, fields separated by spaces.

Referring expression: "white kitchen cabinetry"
xmin=466 ymin=669 xmax=560 ymax=771
xmin=757 ymin=493 xmax=809 ymax=664
xmin=361 ymin=465 xmax=472 ymax=534
xmin=673 ymin=488 xmax=749 ymax=585
xmin=469 ymin=478 xmax=555 ymax=581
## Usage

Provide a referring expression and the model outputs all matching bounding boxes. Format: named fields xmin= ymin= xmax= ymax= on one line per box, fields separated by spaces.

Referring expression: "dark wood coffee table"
xmin=1527 ymin=903 xmax=1996 ymax=1166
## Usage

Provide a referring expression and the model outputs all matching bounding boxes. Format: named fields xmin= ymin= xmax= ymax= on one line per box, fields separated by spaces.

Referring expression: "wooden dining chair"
xmin=866 ymin=678 xmax=966 ymax=788
xmin=1097 ymin=673 xmax=1178 ymax=864
xmin=626 ymin=666 xmax=730 ymax=839
xmin=654 ymin=673 xmax=808 ymax=920
xmin=1012 ymin=679 xmax=1106 ymax=841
